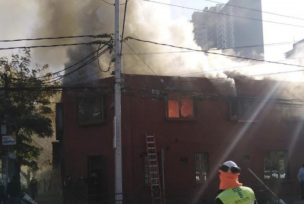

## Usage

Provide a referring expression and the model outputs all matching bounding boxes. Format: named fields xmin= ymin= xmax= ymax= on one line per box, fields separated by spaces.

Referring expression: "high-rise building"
xmin=285 ymin=39 xmax=304 ymax=65
xmin=192 ymin=0 xmax=264 ymax=60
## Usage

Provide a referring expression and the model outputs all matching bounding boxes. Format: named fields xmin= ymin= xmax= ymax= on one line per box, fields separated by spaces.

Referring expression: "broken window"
xmin=167 ymin=96 xmax=195 ymax=119
xmin=263 ymin=151 xmax=288 ymax=180
xmin=195 ymin=153 xmax=209 ymax=183
xmin=77 ymin=95 xmax=105 ymax=125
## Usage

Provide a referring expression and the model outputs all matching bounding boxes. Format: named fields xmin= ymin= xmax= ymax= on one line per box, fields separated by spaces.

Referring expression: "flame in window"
xmin=168 ymin=98 xmax=194 ymax=118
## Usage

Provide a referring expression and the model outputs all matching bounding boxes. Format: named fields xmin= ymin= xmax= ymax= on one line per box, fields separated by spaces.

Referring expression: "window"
xmin=144 ymin=154 xmax=162 ymax=187
xmin=263 ymin=151 xmax=288 ymax=180
xmin=195 ymin=153 xmax=209 ymax=183
xmin=167 ymin=95 xmax=195 ymax=119
xmin=229 ymin=99 xmax=257 ymax=122
xmin=180 ymin=158 xmax=188 ymax=164
xmin=77 ymin=95 xmax=105 ymax=125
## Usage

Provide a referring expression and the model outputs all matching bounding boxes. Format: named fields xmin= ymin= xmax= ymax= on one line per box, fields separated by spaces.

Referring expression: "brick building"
xmin=192 ymin=0 xmax=264 ymax=60
xmin=55 ymin=74 xmax=304 ymax=203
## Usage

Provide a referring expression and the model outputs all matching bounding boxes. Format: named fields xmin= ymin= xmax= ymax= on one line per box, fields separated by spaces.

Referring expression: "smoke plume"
xmin=1 ymin=0 xmax=303 ymax=97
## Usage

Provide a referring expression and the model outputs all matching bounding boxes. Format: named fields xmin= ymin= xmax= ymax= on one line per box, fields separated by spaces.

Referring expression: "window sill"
xmin=78 ymin=120 xmax=106 ymax=126
xmin=195 ymin=181 xmax=207 ymax=185
xmin=166 ymin=117 xmax=198 ymax=121
xmin=263 ymin=179 xmax=291 ymax=183
xmin=230 ymin=117 xmax=259 ymax=123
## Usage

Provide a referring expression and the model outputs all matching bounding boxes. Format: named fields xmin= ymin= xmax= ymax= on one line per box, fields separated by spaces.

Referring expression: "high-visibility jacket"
xmin=216 ymin=186 xmax=255 ymax=204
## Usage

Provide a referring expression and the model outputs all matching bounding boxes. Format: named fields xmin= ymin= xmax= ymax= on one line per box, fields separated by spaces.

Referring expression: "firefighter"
xmin=216 ymin=161 xmax=257 ymax=204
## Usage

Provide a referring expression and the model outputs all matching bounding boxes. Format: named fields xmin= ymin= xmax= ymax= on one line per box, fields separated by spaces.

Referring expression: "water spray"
xmin=248 ymin=168 xmax=286 ymax=204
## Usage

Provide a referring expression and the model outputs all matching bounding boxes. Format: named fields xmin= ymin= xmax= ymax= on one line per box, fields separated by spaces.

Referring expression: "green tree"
xmin=0 ymin=49 xmax=58 ymax=182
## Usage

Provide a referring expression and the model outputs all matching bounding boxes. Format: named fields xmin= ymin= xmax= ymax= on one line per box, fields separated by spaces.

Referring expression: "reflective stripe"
xmin=216 ymin=186 xmax=255 ymax=204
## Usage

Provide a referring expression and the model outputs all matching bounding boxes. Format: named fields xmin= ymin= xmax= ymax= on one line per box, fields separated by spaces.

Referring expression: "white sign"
xmin=2 ymin=135 xmax=16 ymax=145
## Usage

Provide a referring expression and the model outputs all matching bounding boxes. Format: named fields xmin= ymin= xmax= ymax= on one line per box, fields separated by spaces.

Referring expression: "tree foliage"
xmin=0 ymin=49 xmax=58 ymax=173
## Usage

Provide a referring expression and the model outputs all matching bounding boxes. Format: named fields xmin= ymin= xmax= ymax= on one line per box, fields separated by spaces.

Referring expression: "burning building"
xmin=55 ymin=74 xmax=304 ymax=203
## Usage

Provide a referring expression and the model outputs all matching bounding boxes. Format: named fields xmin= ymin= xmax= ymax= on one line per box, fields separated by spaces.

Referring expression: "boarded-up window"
xmin=263 ymin=151 xmax=288 ymax=180
xmin=195 ymin=153 xmax=208 ymax=183
xmin=77 ymin=95 xmax=105 ymax=125
xmin=167 ymin=97 xmax=195 ymax=119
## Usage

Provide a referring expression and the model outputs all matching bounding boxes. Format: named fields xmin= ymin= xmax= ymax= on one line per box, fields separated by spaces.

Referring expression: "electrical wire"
xmin=204 ymin=0 xmax=304 ymax=21
xmin=8 ymin=39 xmax=113 ymax=84
xmin=42 ymin=42 xmax=111 ymax=79
xmin=70 ymin=69 xmax=111 ymax=85
xmin=44 ymin=45 xmax=112 ymax=84
xmin=0 ymin=41 xmax=108 ymax=51
xmin=121 ymin=82 xmax=303 ymax=106
xmin=102 ymin=0 xmax=128 ymax=6
xmin=143 ymin=0 xmax=304 ymax=29
xmin=0 ymin=34 xmax=111 ymax=43
xmin=120 ymin=0 xmax=129 ymax=54
xmin=0 ymin=85 xmax=112 ymax=92
xmin=124 ymin=41 xmax=182 ymax=98
xmin=176 ymin=57 xmax=304 ymax=77
xmin=125 ymin=36 xmax=304 ymax=69
xmin=2 ymin=78 xmax=302 ymax=106
xmin=123 ymin=40 xmax=298 ymax=55
xmin=34 ymin=38 xmax=113 ymax=83
xmin=97 ymin=43 xmax=113 ymax=72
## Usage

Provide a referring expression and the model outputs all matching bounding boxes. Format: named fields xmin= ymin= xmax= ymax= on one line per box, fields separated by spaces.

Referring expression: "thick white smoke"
xmin=1 ymin=0 xmax=304 ymax=96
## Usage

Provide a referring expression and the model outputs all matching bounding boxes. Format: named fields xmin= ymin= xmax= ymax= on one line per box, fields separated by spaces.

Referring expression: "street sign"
xmin=2 ymin=135 xmax=16 ymax=145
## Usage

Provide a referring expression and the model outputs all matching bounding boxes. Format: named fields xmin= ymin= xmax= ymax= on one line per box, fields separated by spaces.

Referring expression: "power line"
xmin=0 ymin=34 xmax=112 ymax=43
xmin=0 ymin=40 xmax=109 ymax=51
xmin=26 ymin=38 xmax=113 ymax=82
xmin=143 ymin=0 xmax=304 ymax=29
xmin=37 ymin=40 xmax=113 ymax=80
xmin=97 ymin=43 xmax=113 ymax=73
xmin=122 ymin=82 xmax=303 ymax=106
xmin=120 ymin=0 xmax=129 ymax=55
xmin=44 ymin=45 xmax=112 ymax=84
xmin=176 ymin=56 xmax=304 ymax=77
xmin=125 ymin=36 xmax=304 ymax=68
xmin=204 ymin=0 xmax=304 ymax=21
xmin=0 ymin=85 xmax=112 ymax=92
xmin=9 ymin=39 xmax=113 ymax=83
xmin=122 ymin=40 xmax=298 ymax=55
xmin=250 ymin=68 xmax=304 ymax=77
xmin=8 ymin=40 xmax=113 ymax=84
xmin=124 ymin=41 xmax=181 ymax=97
xmin=102 ymin=0 xmax=128 ymax=6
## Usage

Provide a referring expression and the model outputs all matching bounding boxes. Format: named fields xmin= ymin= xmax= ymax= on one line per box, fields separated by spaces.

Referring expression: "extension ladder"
xmin=145 ymin=134 xmax=163 ymax=204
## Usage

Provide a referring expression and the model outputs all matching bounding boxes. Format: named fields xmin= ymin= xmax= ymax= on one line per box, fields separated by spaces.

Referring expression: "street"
xmin=34 ymin=192 xmax=62 ymax=204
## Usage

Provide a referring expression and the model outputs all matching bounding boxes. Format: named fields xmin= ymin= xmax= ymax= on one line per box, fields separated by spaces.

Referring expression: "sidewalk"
xmin=35 ymin=192 xmax=63 ymax=204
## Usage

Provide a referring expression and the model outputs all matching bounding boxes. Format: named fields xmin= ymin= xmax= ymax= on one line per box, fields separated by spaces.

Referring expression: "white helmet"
xmin=220 ymin=160 xmax=241 ymax=173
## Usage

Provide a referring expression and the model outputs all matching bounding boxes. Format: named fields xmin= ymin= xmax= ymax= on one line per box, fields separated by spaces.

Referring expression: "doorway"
xmin=87 ymin=155 xmax=108 ymax=203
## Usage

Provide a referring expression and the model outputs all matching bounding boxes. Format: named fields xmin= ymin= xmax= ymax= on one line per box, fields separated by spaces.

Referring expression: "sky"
xmin=168 ymin=0 xmax=304 ymax=61
xmin=0 ymin=0 xmax=304 ymax=82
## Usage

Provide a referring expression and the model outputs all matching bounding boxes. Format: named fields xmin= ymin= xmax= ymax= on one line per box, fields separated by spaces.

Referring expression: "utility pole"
xmin=114 ymin=0 xmax=123 ymax=203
